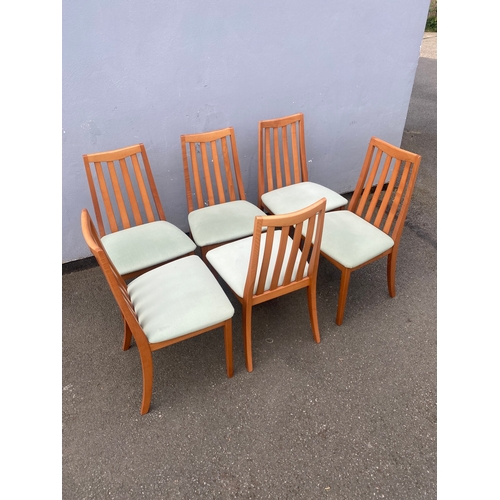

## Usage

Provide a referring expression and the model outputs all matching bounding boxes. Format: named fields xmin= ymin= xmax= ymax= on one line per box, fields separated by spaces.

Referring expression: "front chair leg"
xmin=336 ymin=268 xmax=352 ymax=326
xmin=387 ymin=250 xmax=398 ymax=298
xmin=242 ymin=302 xmax=254 ymax=373
xmin=307 ymin=283 xmax=321 ymax=343
xmin=224 ymin=319 xmax=234 ymax=378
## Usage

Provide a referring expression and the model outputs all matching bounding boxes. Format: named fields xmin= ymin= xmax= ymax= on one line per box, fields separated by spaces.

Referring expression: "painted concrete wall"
xmin=63 ymin=0 xmax=430 ymax=263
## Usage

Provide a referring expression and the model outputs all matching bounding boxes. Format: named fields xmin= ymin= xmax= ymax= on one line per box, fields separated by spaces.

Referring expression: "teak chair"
xmin=207 ymin=198 xmax=327 ymax=373
xmin=318 ymin=137 xmax=421 ymax=325
xmin=83 ymin=143 xmax=196 ymax=281
xmin=258 ymin=113 xmax=348 ymax=214
xmin=81 ymin=209 xmax=234 ymax=415
xmin=181 ymin=127 xmax=266 ymax=259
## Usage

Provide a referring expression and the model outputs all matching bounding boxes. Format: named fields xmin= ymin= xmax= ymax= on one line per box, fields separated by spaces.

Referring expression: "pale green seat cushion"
xmin=127 ymin=255 xmax=234 ymax=344
xmin=261 ymin=181 xmax=347 ymax=214
xmin=206 ymin=231 xmax=308 ymax=298
xmin=101 ymin=221 xmax=196 ymax=276
xmin=319 ymin=211 xmax=394 ymax=269
xmin=188 ymin=200 xmax=266 ymax=247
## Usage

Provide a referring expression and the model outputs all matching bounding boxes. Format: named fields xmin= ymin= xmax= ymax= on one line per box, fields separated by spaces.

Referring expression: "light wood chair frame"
xmin=181 ymin=127 xmax=247 ymax=214
xmin=323 ymin=137 xmax=421 ymax=325
xmin=81 ymin=209 xmax=233 ymax=415
xmin=181 ymin=126 xmax=263 ymax=259
xmin=257 ymin=112 xmax=309 ymax=211
xmin=83 ymin=143 xmax=191 ymax=280
xmin=212 ymin=198 xmax=326 ymax=373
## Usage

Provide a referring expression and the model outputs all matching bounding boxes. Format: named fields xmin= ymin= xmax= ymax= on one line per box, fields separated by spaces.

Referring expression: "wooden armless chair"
xmin=83 ymin=143 xmax=196 ymax=281
xmin=206 ymin=198 xmax=327 ymax=373
xmin=258 ymin=113 xmax=348 ymax=214
xmin=318 ymin=137 xmax=421 ymax=325
xmin=181 ymin=127 xmax=266 ymax=260
xmin=81 ymin=209 xmax=234 ymax=415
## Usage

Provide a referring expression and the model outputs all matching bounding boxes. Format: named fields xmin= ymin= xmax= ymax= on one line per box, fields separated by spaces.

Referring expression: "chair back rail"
xmin=83 ymin=144 xmax=165 ymax=237
xmin=244 ymin=198 xmax=326 ymax=301
xmin=349 ymin=137 xmax=421 ymax=244
xmin=181 ymin=127 xmax=246 ymax=212
xmin=258 ymin=113 xmax=308 ymax=199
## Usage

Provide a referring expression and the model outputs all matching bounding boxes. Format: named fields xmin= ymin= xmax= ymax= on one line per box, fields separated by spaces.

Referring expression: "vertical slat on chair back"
xmin=348 ymin=137 xmax=421 ymax=241
xmin=80 ymin=209 xmax=148 ymax=344
xmin=181 ymin=127 xmax=246 ymax=212
xmin=83 ymin=144 xmax=165 ymax=237
xmin=245 ymin=198 xmax=326 ymax=299
xmin=258 ymin=113 xmax=309 ymax=201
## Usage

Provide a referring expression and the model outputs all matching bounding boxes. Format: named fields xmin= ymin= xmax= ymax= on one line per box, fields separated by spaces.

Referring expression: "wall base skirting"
xmin=62 ymin=256 xmax=98 ymax=275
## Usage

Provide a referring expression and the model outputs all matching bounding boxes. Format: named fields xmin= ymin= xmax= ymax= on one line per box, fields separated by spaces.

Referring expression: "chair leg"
xmin=336 ymin=269 xmax=352 ymax=326
xmin=139 ymin=347 xmax=154 ymax=415
xmin=387 ymin=250 xmax=397 ymax=298
xmin=201 ymin=246 xmax=209 ymax=264
xmin=122 ymin=319 xmax=132 ymax=351
xmin=242 ymin=302 xmax=253 ymax=373
xmin=307 ymin=283 xmax=321 ymax=343
xmin=224 ymin=319 xmax=234 ymax=378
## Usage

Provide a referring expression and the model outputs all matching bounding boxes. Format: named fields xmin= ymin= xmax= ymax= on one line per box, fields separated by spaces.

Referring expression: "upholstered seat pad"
xmin=188 ymin=200 xmax=266 ymax=247
xmin=127 ymin=255 xmax=234 ymax=344
xmin=207 ymin=231 xmax=307 ymax=298
xmin=319 ymin=211 xmax=394 ymax=269
xmin=101 ymin=221 xmax=196 ymax=276
xmin=261 ymin=181 xmax=347 ymax=214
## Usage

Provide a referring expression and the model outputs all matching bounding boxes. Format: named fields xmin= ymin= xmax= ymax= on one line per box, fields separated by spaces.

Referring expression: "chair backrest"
xmin=80 ymin=209 xmax=148 ymax=347
xmin=244 ymin=198 xmax=326 ymax=301
xmin=258 ymin=113 xmax=309 ymax=202
xmin=181 ymin=127 xmax=247 ymax=213
xmin=349 ymin=137 xmax=421 ymax=244
xmin=83 ymin=143 xmax=166 ymax=237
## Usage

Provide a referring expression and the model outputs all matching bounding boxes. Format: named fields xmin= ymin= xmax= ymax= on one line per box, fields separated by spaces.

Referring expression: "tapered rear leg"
xmin=307 ymin=283 xmax=321 ymax=343
xmin=139 ymin=347 xmax=154 ymax=415
xmin=224 ymin=319 xmax=234 ymax=378
xmin=336 ymin=268 xmax=352 ymax=326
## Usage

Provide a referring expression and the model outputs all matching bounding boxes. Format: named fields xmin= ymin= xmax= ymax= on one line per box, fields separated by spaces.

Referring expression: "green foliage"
xmin=426 ymin=0 xmax=437 ymax=32
xmin=425 ymin=16 xmax=437 ymax=32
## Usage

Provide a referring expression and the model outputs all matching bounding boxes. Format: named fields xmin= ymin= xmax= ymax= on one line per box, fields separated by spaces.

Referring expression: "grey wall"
xmin=63 ymin=0 xmax=430 ymax=264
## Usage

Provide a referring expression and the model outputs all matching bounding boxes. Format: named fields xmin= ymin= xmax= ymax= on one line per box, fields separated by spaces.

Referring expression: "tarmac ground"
xmin=62 ymin=34 xmax=437 ymax=499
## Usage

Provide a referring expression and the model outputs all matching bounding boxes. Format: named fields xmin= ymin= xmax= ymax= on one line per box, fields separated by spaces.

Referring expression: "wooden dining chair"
xmin=206 ymin=198 xmax=327 ymax=373
xmin=83 ymin=143 xmax=196 ymax=281
xmin=317 ymin=137 xmax=421 ymax=325
xmin=181 ymin=127 xmax=266 ymax=259
xmin=258 ymin=113 xmax=348 ymax=214
xmin=81 ymin=209 xmax=234 ymax=415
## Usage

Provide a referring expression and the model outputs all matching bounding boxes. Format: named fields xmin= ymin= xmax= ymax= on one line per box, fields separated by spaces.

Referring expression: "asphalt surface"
xmin=62 ymin=34 xmax=437 ymax=499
